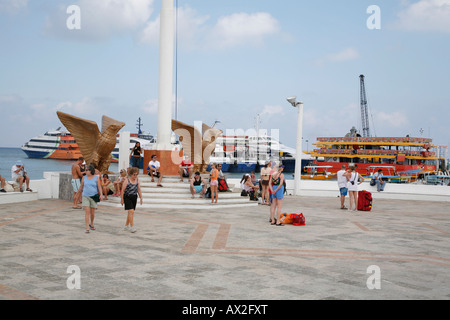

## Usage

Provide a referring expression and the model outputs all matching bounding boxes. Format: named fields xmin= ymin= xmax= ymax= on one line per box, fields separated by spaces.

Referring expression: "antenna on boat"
xmin=136 ymin=117 xmax=143 ymax=135
xmin=211 ymin=120 xmax=221 ymax=128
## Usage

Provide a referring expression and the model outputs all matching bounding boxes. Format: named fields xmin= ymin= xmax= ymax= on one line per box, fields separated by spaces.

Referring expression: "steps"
xmin=0 ymin=191 xmax=39 ymax=205
xmin=99 ymin=175 xmax=259 ymax=209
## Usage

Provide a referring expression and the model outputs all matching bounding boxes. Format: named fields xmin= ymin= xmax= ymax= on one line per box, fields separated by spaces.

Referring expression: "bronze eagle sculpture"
xmin=57 ymin=111 xmax=125 ymax=173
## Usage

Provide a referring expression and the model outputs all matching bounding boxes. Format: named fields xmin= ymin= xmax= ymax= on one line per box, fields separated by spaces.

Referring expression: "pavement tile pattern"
xmin=0 ymin=196 xmax=449 ymax=300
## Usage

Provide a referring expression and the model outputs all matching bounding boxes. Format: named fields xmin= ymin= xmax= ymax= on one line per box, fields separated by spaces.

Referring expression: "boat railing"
xmin=316 ymin=137 xmax=432 ymax=143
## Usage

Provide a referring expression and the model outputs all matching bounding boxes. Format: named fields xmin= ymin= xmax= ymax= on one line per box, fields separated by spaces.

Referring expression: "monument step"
xmin=99 ymin=201 xmax=258 ymax=210
xmin=104 ymin=196 xmax=254 ymax=205
xmin=0 ymin=191 xmax=39 ymax=205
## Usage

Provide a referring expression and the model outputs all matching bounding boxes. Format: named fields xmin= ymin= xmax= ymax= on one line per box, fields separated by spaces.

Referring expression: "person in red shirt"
xmin=178 ymin=155 xmax=194 ymax=182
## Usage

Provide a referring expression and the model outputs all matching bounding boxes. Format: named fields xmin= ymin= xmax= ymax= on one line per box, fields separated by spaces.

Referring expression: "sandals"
xmin=26 ymin=188 xmax=33 ymax=192
xmin=85 ymin=230 xmax=90 ymax=234
xmin=89 ymin=224 xmax=96 ymax=231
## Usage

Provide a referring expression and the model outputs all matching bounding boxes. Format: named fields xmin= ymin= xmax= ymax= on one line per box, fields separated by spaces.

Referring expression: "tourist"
xmin=336 ymin=165 xmax=349 ymax=209
xmin=260 ymin=161 xmax=271 ymax=205
xmin=71 ymin=157 xmax=84 ymax=209
xmin=345 ymin=165 xmax=365 ymax=211
xmin=269 ymin=165 xmax=285 ymax=226
xmin=11 ymin=160 xmax=32 ymax=192
xmin=241 ymin=174 xmax=259 ymax=194
xmin=179 ymin=155 xmax=194 ymax=182
xmin=373 ymin=169 xmax=386 ymax=192
xmin=101 ymin=174 xmax=115 ymax=200
xmin=217 ymin=164 xmax=230 ymax=192
xmin=78 ymin=164 xmax=103 ymax=234
xmin=129 ymin=142 xmax=142 ymax=170
xmin=209 ymin=163 xmax=219 ymax=204
xmin=0 ymin=174 xmax=6 ymax=192
xmin=147 ymin=154 xmax=163 ymax=187
xmin=113 ymin=169 xmax=127 ymax=196
xmin=190 ymin=172 xmax=207 ymax=198
xmin=121 ymin=167 xmax=143 ymax=233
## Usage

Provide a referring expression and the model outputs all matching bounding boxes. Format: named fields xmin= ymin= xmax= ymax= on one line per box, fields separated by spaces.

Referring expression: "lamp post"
xmin=287 ymin=97 xmax=303 ymax=196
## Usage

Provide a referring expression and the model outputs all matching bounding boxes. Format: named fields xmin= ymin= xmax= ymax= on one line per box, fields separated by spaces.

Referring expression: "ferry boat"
xmin=308 ymin=126 xmax=442 ymax=179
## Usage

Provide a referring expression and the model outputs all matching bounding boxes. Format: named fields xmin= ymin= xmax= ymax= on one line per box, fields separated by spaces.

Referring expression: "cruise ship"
xmin=208 ymin=134 xmax=308 ymax=172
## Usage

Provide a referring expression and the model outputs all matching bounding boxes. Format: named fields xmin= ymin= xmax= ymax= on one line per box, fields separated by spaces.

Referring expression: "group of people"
xmin=239 ymin=162 xmax=287 ymax=226
xmin=337 ymin=164 xmax=366 ymax=211
xmin=0 ymin=160 xmax=33 ymax=193
xmin=70 ymin=157 xmax=143 ymax=234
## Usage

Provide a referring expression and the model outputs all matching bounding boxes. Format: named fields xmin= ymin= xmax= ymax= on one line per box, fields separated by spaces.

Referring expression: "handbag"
xmin=241 ymin=190 xmax=248 ymax=197
xmin=91 ymin=194 xmax=100 ymax=203
xmin=291 ymin=213 xmax=306 ymax=226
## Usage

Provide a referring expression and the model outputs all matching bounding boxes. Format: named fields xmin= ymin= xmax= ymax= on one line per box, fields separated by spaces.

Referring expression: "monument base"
xmin=143 ymin=150 xmax=182 ymax=176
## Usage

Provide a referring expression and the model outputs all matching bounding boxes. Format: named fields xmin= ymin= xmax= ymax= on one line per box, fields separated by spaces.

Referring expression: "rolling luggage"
xmin=357 ymin=190 xmax=372 ymax=211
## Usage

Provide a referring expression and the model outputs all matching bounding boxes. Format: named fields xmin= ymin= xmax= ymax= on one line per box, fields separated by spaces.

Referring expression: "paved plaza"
xmin=0 ymin=195 xmax=449 ymax=300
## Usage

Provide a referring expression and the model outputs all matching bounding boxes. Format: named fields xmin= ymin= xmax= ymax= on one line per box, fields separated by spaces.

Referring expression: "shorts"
xmin=194 ymin=185 xmax=203 ymax=193
xmin=261 ymin=180 xmax=269 ymax=186
xmin=82 ymin=196 xmax=97 ymax=209
xmin=148 ymin=171 xmax=160 ymax=177
xmin=124 ymin=194 xmax=137 ymax=210
xmin=71 ymin=178 xmax=81 ymax=193
xmin=339 ymin=187 xmax=348 ymax=196
xmin=210 ymin=180 xmax=218 ymax=186
xmin=272 ymin=185 xmax=284 ymax=199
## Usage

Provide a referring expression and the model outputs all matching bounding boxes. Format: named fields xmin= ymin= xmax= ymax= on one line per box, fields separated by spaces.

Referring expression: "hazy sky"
xmin=1 ymin=0 xmax=449 ymax=155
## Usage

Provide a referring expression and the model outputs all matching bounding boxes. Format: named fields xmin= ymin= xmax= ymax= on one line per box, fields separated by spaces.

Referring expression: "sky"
xmin=0 ymin=0 xmax=449 ymax=157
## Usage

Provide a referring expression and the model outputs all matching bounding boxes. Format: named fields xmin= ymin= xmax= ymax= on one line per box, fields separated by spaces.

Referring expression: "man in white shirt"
xmin=373 ymin=169 xmax=385 ymax=192
xmin=11 ymin=160 xmax=32 ymax=192
xmin=336 ymin=165 xmax=348 ymax=209
xmin=147 ymin=154 xmax=163 ymax=187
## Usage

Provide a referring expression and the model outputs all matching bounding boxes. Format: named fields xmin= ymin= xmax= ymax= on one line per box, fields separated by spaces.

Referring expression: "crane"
xmin=359 ymin=74 xmax=370 ymax=137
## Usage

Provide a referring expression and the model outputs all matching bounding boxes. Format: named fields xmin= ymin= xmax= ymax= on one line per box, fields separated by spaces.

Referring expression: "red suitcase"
xmin=357 ymin=190 xmax=372 ymax=211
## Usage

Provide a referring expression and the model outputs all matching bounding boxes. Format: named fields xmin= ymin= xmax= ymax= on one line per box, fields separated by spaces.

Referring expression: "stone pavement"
xmin=0 ymin=195 xmax=449 ymax=300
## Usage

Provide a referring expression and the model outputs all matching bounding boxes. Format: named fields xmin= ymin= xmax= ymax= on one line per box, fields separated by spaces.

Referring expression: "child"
xmin=121 ymin=167 xmax=143 ymax=233
xmin=113 ymin=169 xmax=127 ymax=196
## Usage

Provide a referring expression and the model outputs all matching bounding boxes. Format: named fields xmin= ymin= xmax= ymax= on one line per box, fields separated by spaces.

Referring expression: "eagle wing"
xmin=171 ymin=119 xmax=202 ymax=165
xmin=56 ymin=111 xmax=100 ymax=164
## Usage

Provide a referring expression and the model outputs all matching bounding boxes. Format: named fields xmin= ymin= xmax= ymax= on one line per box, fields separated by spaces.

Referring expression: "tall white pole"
xmin=119 ymin=131 xmax=130 ymax=172
xmin=294 ymin=102 xmax=303 ymax=196
xmin=156 ymin=0 xmax=175 ymax=150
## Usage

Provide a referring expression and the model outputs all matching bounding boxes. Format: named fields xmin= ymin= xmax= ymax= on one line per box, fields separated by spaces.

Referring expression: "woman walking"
xmin=345 ymin=165 xmax=364 ymax=211
xmin=78 ymin=164 xmax=103 ymax=233
xmin=209 ymin=163 xmax=219 ymax=204
xmin=121 ymin=167 xmax=143 ymax=233
xmin=269 ymin=165 xmax=285 ymax=226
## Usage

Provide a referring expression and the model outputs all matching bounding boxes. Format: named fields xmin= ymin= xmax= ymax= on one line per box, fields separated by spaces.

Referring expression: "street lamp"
xmin=287 ymin=96 xmax=303 ymax=196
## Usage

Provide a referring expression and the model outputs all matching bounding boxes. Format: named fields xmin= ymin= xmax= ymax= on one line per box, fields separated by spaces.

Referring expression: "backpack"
xmin=218 ymin=178 xmax=228 ymax=192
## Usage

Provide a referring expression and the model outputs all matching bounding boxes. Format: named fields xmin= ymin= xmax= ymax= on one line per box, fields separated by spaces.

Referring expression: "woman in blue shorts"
xmin=269 ymin=165 xmax=285 ymax=226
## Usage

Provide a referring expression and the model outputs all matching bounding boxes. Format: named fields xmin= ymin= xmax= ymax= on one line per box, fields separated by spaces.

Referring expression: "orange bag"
xmin=279 ymin=213 xmax=294 ymax=224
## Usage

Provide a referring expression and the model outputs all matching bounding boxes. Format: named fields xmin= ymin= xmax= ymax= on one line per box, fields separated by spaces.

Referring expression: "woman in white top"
xmin=344 ymin=166 xmax=364 ymax=211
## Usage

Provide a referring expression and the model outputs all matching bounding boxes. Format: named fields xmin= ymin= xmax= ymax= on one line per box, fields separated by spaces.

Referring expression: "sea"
xmin=0 ymin=148 xmax=294 ymax=180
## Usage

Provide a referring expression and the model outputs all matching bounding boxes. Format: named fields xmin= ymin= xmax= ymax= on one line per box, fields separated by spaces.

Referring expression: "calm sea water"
xmin=0 ymin=148 xmax=119 ymax=180
xmin=0 ymin=148 xmax=294 ymax=180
